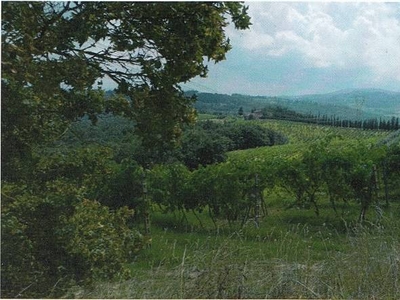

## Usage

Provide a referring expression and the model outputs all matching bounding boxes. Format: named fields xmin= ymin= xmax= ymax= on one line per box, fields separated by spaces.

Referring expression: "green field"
xmin=65 ymin=120 xmax=400 ymax=299
xmin=68 ymin=201 xmax=400 ymax=299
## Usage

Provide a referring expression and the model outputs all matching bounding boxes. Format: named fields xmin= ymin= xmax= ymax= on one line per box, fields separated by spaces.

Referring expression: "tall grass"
xmin=64 ymin=212 xmax=400 ymax=299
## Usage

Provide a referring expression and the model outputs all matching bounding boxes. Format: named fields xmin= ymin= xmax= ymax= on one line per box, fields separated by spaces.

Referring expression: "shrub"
xmin=1 ymin=200 xmax=45 ymax=298
xmin=96 ymin=159 xmax=145 ymax=211
xmin=1 ymin=184 xmax=73 ymax=298
xmin=1 ymin=147 xmax=146 ymax=297
xmin=179 ymin=128 xmax=231 ymax=169
xmin=178 ymin=121 xmax=288 ymax=169
xmin=59 ymin=199 xmax=144 ymax=283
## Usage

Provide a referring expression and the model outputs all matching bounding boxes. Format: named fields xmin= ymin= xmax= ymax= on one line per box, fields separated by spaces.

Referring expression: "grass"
xmin=66 ymin=226 xmax=400 ymax=298
xmin=64 ymin=195 xmax=400 ymax=299
xmin=196 ymin=113 xmax=221 ymax=121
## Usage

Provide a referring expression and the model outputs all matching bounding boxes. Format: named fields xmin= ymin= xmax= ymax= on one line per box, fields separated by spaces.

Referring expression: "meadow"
xmin=67 ymin=198 xmax=400 ymax=299
xmin=65 ymin=119 xmax=400 ymax=299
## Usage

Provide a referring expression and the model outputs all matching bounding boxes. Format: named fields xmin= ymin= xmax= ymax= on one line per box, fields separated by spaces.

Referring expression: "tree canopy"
xmin=1 ymin=2 xmax=251 ymax=176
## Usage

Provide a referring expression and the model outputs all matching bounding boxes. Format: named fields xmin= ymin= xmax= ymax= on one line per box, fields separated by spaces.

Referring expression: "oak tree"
xmin=1 ymin=2 xmax=251 ymax=177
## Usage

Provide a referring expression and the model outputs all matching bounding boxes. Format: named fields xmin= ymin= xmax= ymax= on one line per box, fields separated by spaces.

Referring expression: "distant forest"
xmin=249 ymin=106 xmax=400 ymax=131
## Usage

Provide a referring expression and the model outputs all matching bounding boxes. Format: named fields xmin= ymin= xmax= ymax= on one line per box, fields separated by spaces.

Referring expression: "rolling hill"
xmin=285 ymin=88 xmax=400 ymax=118
xmin=189 ymin=88 xmax=400 ymax=120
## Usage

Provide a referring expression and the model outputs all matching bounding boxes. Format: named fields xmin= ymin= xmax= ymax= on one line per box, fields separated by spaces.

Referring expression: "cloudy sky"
xmin=183 ymin=2 xmax=400 ymax=96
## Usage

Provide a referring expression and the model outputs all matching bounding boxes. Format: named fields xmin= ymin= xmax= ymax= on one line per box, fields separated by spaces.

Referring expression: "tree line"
xmin=246 ymin=105 xmax=400 ymax=131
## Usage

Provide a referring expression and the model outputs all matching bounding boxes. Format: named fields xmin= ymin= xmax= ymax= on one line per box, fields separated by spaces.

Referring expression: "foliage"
xmin=185 ymin=120 xmax=288 ymax=163
xmin=1 ymin=181 xmax=81 ymax=298
xmin=95 ymin=159 xmax=145 ymax=211
xmin=320 ymin=144 xmax=353 ymax=213
xmin=148 ymin=163 xmax=191 ymax=213
xmin=1 ymin=147 xmax=145 ymax=298
xmin=2 ymin=3 xmax=250 ymax=296
xmin=260 ymin=105 xmax=400 ymax=131
xmin=59 ymin=199 xmax=143 ymax=282
xmin=1 ymin=186 xmax=48 ymax=298
xmin=386 ymin=143 xmax=400 ymax=177
xmin=254 ymin=119 xmax=389 ymax=144
xmin=217 ymin=122 xmax=288 ymax=150
xmin=2 ymin=2 xmax=251 ymax=175
xmin=34 ymin=146 xmax=116 ymax=187
xmin=145 ymin=134 xmax=396 ymax=225
xmin=179 ymin=127 xmax=232 ymax=169
xmin=56 ymin=117 xmax=288 ymax=170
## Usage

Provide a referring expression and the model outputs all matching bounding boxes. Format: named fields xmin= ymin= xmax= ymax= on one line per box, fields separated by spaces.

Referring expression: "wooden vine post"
xmin=142 ymin=170 xmax=151 ymax=246
xmin=254 ymin=173 xmax=261 ymax=228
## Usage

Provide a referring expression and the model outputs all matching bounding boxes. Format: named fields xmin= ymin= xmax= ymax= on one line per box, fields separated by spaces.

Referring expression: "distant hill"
xmin=286 ymin=88 xmax=400 ymax=118
xmin=189 ymin=89 xmax=400 ymax=120
xmin=187 ymin=92 xmax=272 ymax=115
xmin=103 ymin=88 xmax=399 ymax=120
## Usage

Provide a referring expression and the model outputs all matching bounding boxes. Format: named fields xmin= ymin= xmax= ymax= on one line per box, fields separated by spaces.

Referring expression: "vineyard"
xmin=142 ymin=120 xmax=398 ymax=226
xmin=68 ymin=119 xmax=400 ymax=298
xmin=231 ymin=118 xmax=390 ymax=144
xmin=3 ymin=117 xmax=400 ymax=298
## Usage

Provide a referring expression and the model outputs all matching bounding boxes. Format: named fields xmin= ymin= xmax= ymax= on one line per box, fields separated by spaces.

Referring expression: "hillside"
xmin=286 ymin=88 xmax=400 ymax=118
xmin=189 ymin=88 xmax=400 ymax=120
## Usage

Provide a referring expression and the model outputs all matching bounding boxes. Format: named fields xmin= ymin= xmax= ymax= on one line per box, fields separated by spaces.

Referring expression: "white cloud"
xmin=231 ymin=2 xmax=400 ymax=81
xmin=186 ymin=2 xmax=400 ymax=95
xmin=350 ymin=4 xmax=400 ymax=81
xmin=240 ymin=30 xmax=274 ymax=50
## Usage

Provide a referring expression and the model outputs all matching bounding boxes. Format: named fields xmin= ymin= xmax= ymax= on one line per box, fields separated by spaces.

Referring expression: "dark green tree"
xmin=2 ymin=2 xmax=251 ymax=176
xmin=179 ymin=127 xmax=232 ymax=169
xmin=1 ymin=2 xmax=251 ymax=297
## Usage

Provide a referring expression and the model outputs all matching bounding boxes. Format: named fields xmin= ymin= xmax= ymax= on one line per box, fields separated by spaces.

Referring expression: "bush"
xmin=59 ymin=199 xmax=144 ymax=283
xmin=199 ymin=121 xmax=288 ymax=150
xmin=178 ymin=121 xmax=288 ymax=169
xmin=1 ymin=185 xmax=145 ymax=297
xmin=1 ymin=147 xmax=146 ymax=298
xmin=96 ymin=159 xmax=145 ymax=211
xmin=179 ymin=128 xmax=231 ymax=169
xmin=1 ymin=184 xmax=74 ymax=298
xmin=1 ymin=199 xmax=45 ymax=298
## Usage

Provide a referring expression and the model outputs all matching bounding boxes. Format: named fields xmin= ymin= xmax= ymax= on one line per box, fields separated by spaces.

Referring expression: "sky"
xmin=182 ymin=2 xmax=400 ymax=96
